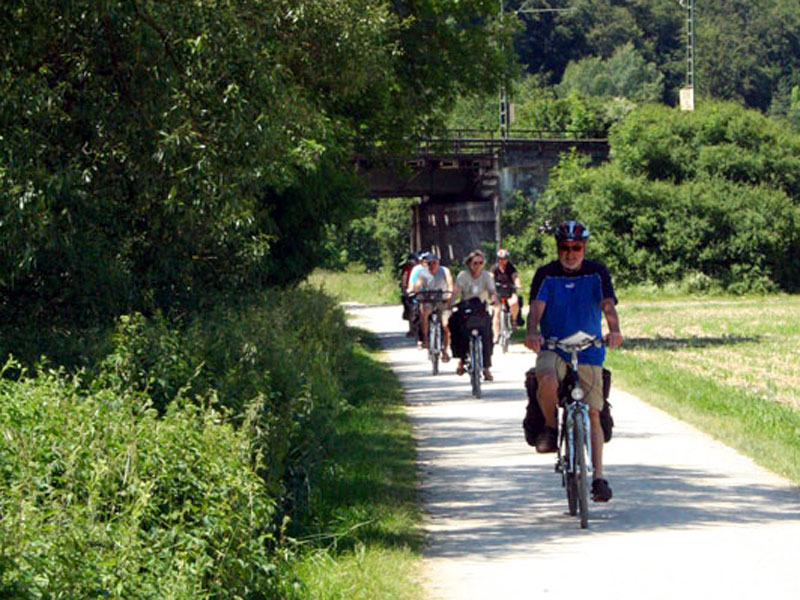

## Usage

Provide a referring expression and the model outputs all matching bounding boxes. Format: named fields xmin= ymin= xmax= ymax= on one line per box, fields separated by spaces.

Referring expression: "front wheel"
xmin=574 ymin=415 xmax=590 ymax=529
xmin=469 ymin=333 xmax=483 ymax=398
xmin=429 ymin=318 xmax=440 ymax=375
xmin=565 ymin=472 xmax=578 ymax=516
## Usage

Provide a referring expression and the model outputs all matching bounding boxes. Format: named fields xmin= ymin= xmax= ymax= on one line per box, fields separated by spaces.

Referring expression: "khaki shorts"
xmin=422 ymin=302 xmax=452 ymax=324
xmin=535 ymin=351 xmax=604 ymax=410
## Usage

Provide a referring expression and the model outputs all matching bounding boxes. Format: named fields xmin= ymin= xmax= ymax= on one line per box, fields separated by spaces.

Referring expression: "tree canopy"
xmin=0 ymin=0 xmax=511 ymax=338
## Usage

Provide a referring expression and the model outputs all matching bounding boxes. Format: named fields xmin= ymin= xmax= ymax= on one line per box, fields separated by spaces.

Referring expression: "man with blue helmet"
xmin=525 ymin=220 xmax=623 ymax=502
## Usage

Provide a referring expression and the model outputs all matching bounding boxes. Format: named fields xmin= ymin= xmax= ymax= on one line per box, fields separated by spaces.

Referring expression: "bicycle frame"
xmin=459 ymin=301 xmax=486 ymax=398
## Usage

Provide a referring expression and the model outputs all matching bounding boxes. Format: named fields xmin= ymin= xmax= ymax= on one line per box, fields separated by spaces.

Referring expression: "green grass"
xmin=307 ymin=268 xmax=400 ymax=305
xmin=291 ymin=329 xmax=423 ymax=600
xmin=607 ymin=293 xmax=800 ymax=486
xmin=607 ymin=351 xmax=800 ymax=484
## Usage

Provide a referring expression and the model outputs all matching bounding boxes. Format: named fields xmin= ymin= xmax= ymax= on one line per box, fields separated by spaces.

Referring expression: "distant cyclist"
xmin=407 ymin=252 xmax=431 ymax=347
xmin=400 ymin=253 xmax=419 ymax=337
xmin=407 ymin=252 xmax=430 ymax=294
xmin=490 ymin=248 xmax=523 ymax=344
xmin=450 ymin=249 xmax=497 ymax=380
xmin=524 ymin=220 xmax=623 ymax=502
xmin=413 ymin=253 xmax=453 ymax=361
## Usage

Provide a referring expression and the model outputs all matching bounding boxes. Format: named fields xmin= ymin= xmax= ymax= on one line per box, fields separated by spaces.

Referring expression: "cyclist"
xmin=490 ymin=248 xmax=523 ymax=344
xmin=449 ymin=249 xmax=498 ymax=380
xmin=407 ymin=252 xmax=430 ymax=294
xmin=401 ymin=253 xmax=420 ymax=337
xmin=413 ymin=253 xmax=453 ymax=361
xmin=407 ymin=252 xmax=430 ymax=347
xmin=524 ymin=220 xmax=623 ymax=503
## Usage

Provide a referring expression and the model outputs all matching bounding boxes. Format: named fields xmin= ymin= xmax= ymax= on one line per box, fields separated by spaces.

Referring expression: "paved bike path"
xmin=347 ymin=304 xmax=800 ymax=600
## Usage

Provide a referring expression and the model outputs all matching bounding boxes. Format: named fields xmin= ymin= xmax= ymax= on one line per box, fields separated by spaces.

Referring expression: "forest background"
xmin=2 ymin=1 xmax=800 ymax=597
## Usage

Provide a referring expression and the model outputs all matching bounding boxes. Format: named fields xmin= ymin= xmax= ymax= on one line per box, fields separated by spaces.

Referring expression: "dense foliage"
xmin=322 ymin=198 xmax=416 ymax=272
xmin=1 ymin=286 xmax=358 ymax=597
xmin=525 ymin=102 xmax=800 ymax=293
xmin=510 ymin=0 xmax=800 ymax=114
xmin=0 ymin=0 xmax=510 ymax=349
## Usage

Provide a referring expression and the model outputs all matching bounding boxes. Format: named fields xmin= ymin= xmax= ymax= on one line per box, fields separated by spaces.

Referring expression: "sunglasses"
xmin=472 ymin=260 xmax=484 ymax=265
xmin=558 ymin=243 xmax=584 ymax=253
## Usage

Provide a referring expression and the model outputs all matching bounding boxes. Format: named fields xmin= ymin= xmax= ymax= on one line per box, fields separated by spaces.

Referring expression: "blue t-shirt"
xmin=529 ymin=259 xmax=617 ymax=365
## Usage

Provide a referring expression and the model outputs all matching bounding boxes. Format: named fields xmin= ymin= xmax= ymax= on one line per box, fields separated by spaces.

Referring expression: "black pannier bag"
xmin=522 ymin=367 xmax=614 ymax=445
xmin=600 ymin=368 xmax=614 ymax=442
xmin=523 ymin=368 xmax=545 ymax=446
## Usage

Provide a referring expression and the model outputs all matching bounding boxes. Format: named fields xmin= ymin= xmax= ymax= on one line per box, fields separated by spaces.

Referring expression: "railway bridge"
xmin=355 ymin=132 xmax=609 ymax=265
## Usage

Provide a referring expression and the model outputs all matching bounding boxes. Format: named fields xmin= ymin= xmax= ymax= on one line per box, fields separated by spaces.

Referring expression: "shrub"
xmin=91 ymin=287 xmax=353 ymax=516
xmin=526 ymin=102 xmax=800 ymax=293
xmin=0 ymin=363 xmax=293 ymax=599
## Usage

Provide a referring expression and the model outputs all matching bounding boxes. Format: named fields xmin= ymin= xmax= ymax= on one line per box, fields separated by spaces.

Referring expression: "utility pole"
xmin=679 ymin=0 xmax=696 ymax=110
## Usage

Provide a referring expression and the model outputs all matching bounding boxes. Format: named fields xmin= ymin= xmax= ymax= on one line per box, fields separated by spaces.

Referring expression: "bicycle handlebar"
xmin=545 ymin=335 xmax=603 ymax=354
xmin=410 ymin=290 xmax=453 ymax=302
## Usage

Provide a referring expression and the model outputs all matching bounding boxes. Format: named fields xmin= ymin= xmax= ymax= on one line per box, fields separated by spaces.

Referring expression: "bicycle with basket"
xmin=458 ymin=299 xmax=489 ymax=398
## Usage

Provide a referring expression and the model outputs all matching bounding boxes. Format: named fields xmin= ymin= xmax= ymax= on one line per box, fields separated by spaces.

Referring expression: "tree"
xmin=558 ymin=42 xmax=665 ymax=103
xmin=0 ymin=0 xmax=511 ymax=346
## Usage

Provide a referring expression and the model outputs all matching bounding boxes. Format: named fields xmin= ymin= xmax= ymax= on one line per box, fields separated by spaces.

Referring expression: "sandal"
xmin=456 ymin=361 xmax=465 ymax=376
xmin=441 ymin=351 xmax=451 ymax=363
xmin=482 ymin=368 xmax=493 ymax=381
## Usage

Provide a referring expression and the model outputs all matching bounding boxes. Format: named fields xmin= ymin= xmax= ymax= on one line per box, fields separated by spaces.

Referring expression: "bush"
xmin=0 ymin=284 xmax=359 ymax=596
xmin=527 ymin=102 xmax=800 ymax=293
xmin=0 ymin=363 xmax=293 ymax=599
xmin=92 ymin=287 xmax=353 ymax=512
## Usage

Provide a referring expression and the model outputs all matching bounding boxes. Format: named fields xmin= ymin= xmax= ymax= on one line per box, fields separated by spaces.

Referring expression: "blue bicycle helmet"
xmin=554 ymin=220 xmax=590 ymax=243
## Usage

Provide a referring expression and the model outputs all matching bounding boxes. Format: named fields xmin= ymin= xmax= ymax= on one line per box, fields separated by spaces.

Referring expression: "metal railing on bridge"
xmin=416 ymin=129 xmax=608 ymax=156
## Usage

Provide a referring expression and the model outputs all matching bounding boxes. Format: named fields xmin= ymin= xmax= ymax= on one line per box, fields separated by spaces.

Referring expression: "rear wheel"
xmin=575 ymin=415 xmax=590 ymax=528
xmin=501 ymin=310 xmax=511 ymax=353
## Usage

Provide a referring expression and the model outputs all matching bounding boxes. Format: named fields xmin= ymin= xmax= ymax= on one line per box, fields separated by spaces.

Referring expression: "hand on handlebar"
xmin=604 ymin=331 xmax=623 ymax=348
xmin=524 ymin=332 xmax=544 ymax=353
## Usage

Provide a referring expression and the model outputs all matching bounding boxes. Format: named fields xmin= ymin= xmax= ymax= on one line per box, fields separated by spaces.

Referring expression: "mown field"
xmin=606 ymin=293 xmax=800 ymax=484
xmin=614 ymin=295 xmax=800 ymax=409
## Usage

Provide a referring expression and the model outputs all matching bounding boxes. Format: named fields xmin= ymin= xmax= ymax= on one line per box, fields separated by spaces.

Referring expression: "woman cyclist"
xmin=449 ymin=249 xmax=498 ymax=380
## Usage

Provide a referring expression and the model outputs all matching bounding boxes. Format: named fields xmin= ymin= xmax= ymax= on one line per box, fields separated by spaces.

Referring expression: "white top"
xmin=455 ymin=270 xmax=496 ymax=303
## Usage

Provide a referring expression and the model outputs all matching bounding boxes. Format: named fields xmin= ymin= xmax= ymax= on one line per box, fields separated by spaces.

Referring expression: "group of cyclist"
xmin=401 ymin=220 xmax=624 ymax=503
xmin=403 ymin=246 xmax=522 ymax=381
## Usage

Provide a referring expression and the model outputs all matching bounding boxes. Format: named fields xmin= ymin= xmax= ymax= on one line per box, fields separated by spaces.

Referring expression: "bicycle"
xmin=547 ymin=331 xmax=603 ymax=529
xmin=413 ymin=289 xmax=452 ymax=375
xmin=459 ymin=301 xmax=487 ymax=398
xmin=496 ymin=286 xmax=515 ymax=354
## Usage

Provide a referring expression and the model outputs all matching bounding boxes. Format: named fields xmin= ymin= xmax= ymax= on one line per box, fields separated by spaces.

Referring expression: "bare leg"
xmin=536 ymin=371 xmax=559 ymax=428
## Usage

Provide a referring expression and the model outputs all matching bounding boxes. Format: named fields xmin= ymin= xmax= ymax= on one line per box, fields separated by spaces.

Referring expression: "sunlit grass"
xmin=307 ymin=268 xmax=400 ymax=305
xmin=292 ymin=330 xmax=423 ymax=600
xmin=613 ymin=294 xmax=800 ymax=408
xmin=605 ymin=293 xmax=800 ymax=485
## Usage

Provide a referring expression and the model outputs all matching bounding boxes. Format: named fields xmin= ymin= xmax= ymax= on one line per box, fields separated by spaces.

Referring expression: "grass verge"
xmin=307 ymin=268 xmax=399 ymax=305
xmin=606 ymin=337 xmax=800 ymax=487
xmin=291 ymin=328 xmax=423 ymax=600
